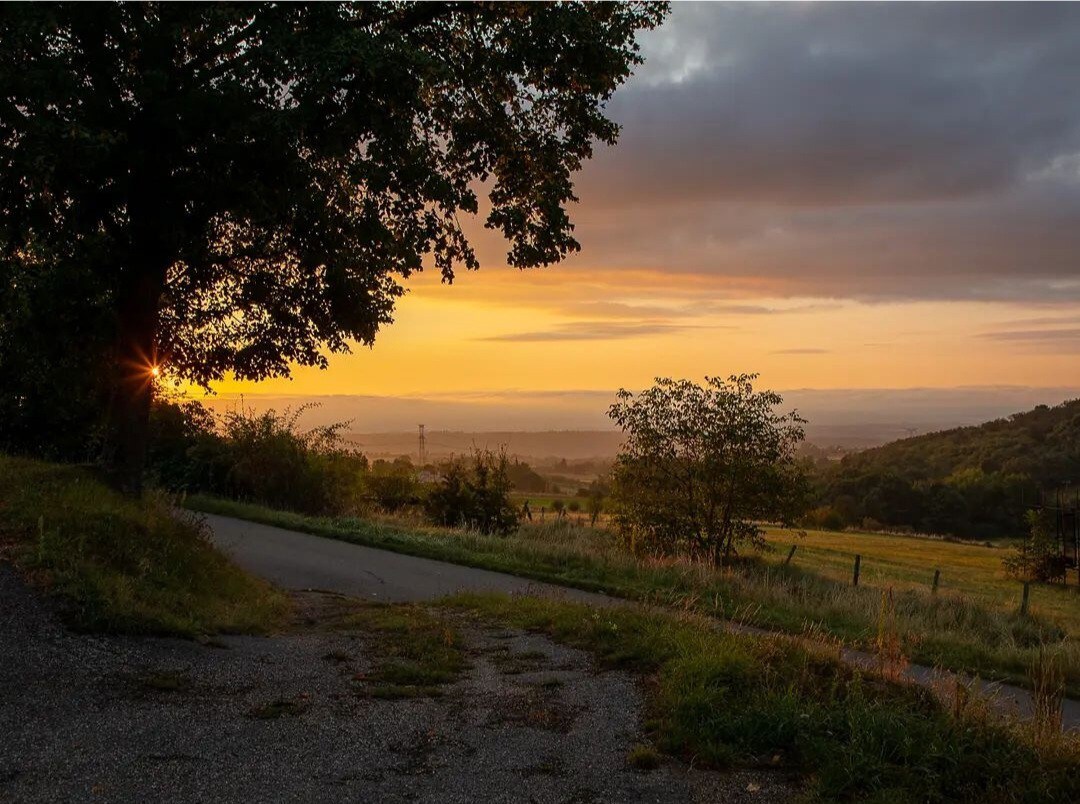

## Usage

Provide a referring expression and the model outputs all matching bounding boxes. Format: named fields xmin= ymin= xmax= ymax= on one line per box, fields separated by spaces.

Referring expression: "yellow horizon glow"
xmin=192 ymin=265 xmax=1080 ymax=401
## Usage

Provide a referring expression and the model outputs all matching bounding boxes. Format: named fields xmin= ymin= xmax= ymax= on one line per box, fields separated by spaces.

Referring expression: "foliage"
xmin=146 ymin=398 xmax=367 ymax=514
xmin=447 ymin=593 xmax=1080 ymax=802
xmin=608 ymin=375 xmax=808 ymax=564
xmin=424 ymin=450 xmax=520 ymax=535
xmin=0 ymin=257 xmax=111 ymax=461
xmin=1004 ymin=509 xmax=1069 ymax=583
xmin=365 ymin=457 xmax=419 ymax=512
xmin=505 ymin=460 xmax=548 ymax=493
xmin=0 ymin=2 xmax=668 ymax=483
xmin=0 ymin=454 xmax=286 ymax=635
xmin=815 ymin=399 xmax=1080 ymax=539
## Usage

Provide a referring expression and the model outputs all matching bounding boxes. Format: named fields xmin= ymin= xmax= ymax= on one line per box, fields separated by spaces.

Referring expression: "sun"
xmin=150 ymin=365 xmax=161 ymax=378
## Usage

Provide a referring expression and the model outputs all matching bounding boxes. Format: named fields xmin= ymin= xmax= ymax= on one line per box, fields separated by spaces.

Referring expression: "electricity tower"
xmin=418 ymin=424 xmax=426 ymax=466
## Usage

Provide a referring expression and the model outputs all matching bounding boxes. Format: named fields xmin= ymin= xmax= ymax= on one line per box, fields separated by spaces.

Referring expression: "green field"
xmin=763 ymin=527 xmax=1080 ymax=638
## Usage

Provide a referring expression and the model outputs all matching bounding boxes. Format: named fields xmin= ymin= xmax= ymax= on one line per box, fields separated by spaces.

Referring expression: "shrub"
xmin=1004 ymin=509 xmax=1069 ymax=583
xmin=365 ymin=458 xmax=419 ymax=512
xmin=802 ymin=505 xmax=845 ymax=531
xmin=424 ymin=450 xmax=520 ymax=535
xmin=566 ymin=499 xmax=581 ymax=513
xmin=146 ymin=398 xmax=367 ymax=515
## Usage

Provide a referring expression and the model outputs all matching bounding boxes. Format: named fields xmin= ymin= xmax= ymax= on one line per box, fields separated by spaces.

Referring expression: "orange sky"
xmin=200 ymin=264 xmax=1079 ymax=402
xmin=191 ymin=5 xmax=1080 ymax=415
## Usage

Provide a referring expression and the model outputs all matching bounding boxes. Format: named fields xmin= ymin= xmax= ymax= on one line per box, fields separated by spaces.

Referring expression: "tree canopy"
xmin=0 ymin=2 xmax=667 ymax=485
xmin=608 ymin=375 xmax=808 ymax=564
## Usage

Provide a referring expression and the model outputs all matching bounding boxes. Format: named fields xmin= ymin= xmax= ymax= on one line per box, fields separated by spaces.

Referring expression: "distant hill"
xmin=841 ymin=399 xmax=1080 ymax=484
xmin=815 ymin=400 xmax=1080 ymax=539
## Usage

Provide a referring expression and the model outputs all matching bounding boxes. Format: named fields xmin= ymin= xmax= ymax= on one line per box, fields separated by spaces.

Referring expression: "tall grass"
xmin=188 ymin=495 xmax=1078 ymax=693
xmin=1 ymin=455 xmax=287 ymax=635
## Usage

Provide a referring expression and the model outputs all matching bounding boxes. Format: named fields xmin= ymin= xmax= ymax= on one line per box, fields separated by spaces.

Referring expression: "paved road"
xmin=204 ymin=513 xmax=613 ymax=606
xmin=204 ymin=513 xmax=1080 ymax=730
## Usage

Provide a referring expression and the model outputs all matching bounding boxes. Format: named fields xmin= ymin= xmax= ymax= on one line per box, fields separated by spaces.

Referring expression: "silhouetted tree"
xmin=0 ymin=2 xmax=667 ymax=491
xmin=609 ymin=375 xmax=808 ymax=565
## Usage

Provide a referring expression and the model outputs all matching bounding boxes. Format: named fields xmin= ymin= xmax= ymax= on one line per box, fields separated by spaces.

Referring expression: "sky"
xmin=200 ymin=3 xmax=1080 ymax=431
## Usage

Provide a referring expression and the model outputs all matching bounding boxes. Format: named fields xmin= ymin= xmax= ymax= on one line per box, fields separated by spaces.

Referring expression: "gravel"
xmin=0 ymin=565 xmax=797 ymax=802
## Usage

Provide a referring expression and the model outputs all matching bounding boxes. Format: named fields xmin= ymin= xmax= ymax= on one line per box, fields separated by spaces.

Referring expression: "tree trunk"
xmin=101 ymin=265 xmax=166 ymax=495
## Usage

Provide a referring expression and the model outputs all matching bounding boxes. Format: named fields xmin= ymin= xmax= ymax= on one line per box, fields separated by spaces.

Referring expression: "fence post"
xmin=931 ymin=569 xmax=941 ymax=595
xmin=784 ymin=544 xmax=797 ymax=566
xmin=852 ymin=554 xmax=862 ymax=587
xmin=1020 ymin=582 xmax=1031 ymax=616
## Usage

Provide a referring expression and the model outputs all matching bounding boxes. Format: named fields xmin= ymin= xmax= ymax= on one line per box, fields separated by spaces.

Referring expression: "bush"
xmin=424 ymin=450 xmax=520 ymax=535
xmin=1004 ymin=509 xmax=1069 ymax=583
xmin=566 ymin=499 xmax=581 ymax=513
xmin=146 ymin=399 xmax=367 ymax=515
xmin=365 ymin=458 xmax=419 ymax=512
xmin=802 ymin=505 xmax=845 ymax=531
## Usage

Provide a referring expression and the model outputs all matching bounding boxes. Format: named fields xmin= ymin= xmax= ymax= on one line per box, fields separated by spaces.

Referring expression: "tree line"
xmin=806 ymin=400 xmax=1080 ymax=540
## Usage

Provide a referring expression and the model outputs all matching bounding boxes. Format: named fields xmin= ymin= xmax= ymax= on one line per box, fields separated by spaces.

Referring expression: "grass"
xmin=764 ymin=526 xmax=1080 ymax=636
xmin=0 ymin=455 xmax=288 ymax=636
xmin=318 ymin=600 xmax=467 ymax=698
xmin=189 ymin=495 xmax=1079 ymax=695
xmin=445 ymin=592 xmax=1080 ymax=803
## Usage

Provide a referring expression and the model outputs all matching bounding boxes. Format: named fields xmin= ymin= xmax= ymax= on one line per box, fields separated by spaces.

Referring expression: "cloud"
xmin=981 ymin=328 xmax=1080 ymax=341
xmin=771 ymin=348 xmax=830 ymax=355
xmin=478 ymin=321 xmax=712 ymax=342
xmin=465 ymin=5 xmax=1080 ymax=304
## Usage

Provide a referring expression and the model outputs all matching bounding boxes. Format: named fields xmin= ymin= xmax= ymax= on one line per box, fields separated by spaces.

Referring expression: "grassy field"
xmin=763 ymin=527 xmax=1080 ymax=638
xmin=189 ymin=495 xmax=1080 ymax=695
xmin=0 ymin=455 xmax=288 ymax=636
xmin=446 ymin=592 xmax=1080 ymax=802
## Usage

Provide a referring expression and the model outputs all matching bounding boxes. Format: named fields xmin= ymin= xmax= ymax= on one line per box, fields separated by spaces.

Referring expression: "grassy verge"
xmin=187 ymin=495 xmax=1079 ymax=695
xmin=0 ymin=456 xmax=287 ymax=636
xmin=444 ymin=593 xmax=1080 ymax=803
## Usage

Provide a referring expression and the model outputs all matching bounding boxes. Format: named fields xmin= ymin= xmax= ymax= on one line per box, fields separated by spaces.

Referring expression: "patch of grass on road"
xmin=187 ymin=495 xmax=1079 ymax=695
xmin=445 ymin=593 xmax=1080 ymax=803
xmin=0 ymin=455 xmax=287 ymax=636
xmin=320 ymin=600 xmax=467 ymax=699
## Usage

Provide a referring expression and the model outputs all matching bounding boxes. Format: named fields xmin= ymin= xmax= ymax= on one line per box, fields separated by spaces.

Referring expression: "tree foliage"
xmin=813 ymin=400 xmax=1080 ymax=539
xmin=608 ymin=375 xmax=808 ymax=564
xmin=0 ymin=2 xmax=668 ymax=485
xmin=424 ymin=449 xmax=519 ymax=535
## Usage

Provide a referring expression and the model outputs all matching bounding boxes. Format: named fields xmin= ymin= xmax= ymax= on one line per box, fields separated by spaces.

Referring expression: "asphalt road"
xmin=203 ymin=512 xmax=1080 ymax=730
xmin=203 ymin=513 xmax=613 ymax=606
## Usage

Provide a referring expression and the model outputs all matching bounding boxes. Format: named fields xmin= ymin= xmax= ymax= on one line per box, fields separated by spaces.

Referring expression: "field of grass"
xmin=446 ymin=592 xmax=1080 ymax=802
xmin=763 ymin=526 xmax=1080 ymax=638
xmin=0 ymin=455 xmax=288 ymax=636
xmin=189 ymin=495 xmax=1080 ymax=695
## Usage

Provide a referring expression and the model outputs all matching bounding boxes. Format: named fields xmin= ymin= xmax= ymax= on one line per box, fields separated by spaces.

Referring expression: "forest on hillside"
xmin=809 ymin=399 xmax=1080 ymax=540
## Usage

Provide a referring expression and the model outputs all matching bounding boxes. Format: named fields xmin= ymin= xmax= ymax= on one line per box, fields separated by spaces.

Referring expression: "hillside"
xmin=816 ymin=399 xmax=1080 ymax=539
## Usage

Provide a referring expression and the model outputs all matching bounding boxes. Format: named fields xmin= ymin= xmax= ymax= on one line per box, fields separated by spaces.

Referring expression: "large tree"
xmin=0 ymin=1 xmax=667 ymax=490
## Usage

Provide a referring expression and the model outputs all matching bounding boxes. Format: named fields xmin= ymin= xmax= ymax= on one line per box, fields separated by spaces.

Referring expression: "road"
xmin=204 ymin=512 xmax=1080 ymax=730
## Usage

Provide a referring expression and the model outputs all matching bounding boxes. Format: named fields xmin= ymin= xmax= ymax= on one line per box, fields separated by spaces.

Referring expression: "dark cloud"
xmin=494 ymin=3 xmax=1080 ymax=304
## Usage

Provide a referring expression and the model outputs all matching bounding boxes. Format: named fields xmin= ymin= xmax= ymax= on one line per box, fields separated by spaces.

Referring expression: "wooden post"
xmin=852 ymin=554 xmax=862 ymax=587
xmin=1021 ymin=582 xmax=1031 ymax=616
xmin=931 ymin=569 xmax=940 ymax=594
xmin=784 ymin=544 xmax=797 ymax=566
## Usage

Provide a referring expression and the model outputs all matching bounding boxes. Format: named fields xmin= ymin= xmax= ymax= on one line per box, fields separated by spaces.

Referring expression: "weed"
xmin=249 ymin=697 xmax=309 ymax=719
xmin=626 ymin=744 xmax=662 ymax=770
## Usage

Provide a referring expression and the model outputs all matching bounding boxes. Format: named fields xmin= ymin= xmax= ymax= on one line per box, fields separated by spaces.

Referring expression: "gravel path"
xmin=0 ymin=566 xmax=796 ymax=802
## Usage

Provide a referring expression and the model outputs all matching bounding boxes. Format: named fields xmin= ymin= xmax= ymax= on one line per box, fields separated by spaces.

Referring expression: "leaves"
xmin=608 ymin=375 xmax=808 ymax=564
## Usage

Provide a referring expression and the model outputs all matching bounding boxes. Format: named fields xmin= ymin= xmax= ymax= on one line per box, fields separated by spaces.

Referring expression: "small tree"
xmin=1004 ymin=509 xmax=1068 ymax=583
xmin=608 ymin=374 xmax=808 ymax=565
